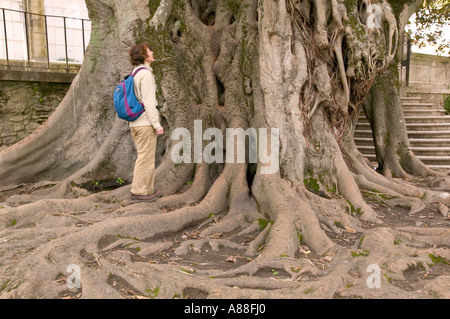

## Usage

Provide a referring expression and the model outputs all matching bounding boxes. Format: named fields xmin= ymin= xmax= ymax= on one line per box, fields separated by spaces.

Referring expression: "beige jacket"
xmin=129 ymin=64 xmax=161 ymax=129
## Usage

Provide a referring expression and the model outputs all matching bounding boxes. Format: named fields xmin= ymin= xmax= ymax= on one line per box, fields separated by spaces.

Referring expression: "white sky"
xmin=0 ymin=0 xmax=88 ymax=19
xmin=407 ymin=13 xmax=450 ymax=57
xmin=1 ymin=0 xmax=447 ymax=56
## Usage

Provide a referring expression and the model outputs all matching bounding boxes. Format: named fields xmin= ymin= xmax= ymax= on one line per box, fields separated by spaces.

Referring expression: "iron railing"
xmin=0 ymin=7 xmax=90 ymax=72
xmin=401 ymin=34 xmax=412 ymax=87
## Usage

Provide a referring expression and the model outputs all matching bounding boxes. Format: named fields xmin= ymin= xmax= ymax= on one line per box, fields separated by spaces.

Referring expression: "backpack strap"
xmin=131 ymin=67 xmax=148 ymax=77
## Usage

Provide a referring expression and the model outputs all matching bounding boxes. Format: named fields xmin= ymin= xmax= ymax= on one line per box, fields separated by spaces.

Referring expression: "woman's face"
xmin=145 ymin=48 xmax=154 ymax=64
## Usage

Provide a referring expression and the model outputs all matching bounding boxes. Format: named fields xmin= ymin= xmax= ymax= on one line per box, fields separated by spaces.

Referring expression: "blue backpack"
xmin=113 ymin=67 xmax=147 ymax=121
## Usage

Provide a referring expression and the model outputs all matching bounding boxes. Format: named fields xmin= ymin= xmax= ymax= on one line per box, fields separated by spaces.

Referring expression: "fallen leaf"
xmin=227 ymin=256 xmax=237 ymax=263
xmin=344 ymin=226 xmax=356 ymax=234
xmin=438 ymin=204 xmax=448 ymax=218
xmin=189 ymin=246 xmax=201 ymax=253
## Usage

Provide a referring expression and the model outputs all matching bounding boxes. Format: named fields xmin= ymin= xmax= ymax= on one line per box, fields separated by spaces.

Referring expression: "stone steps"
xmin=400 ymin=97 xmax=421 ymax=101
xmin=356 ymin=122 xmax=450 ymax=132
xmin=357 ymin=145 xmax=450 ymax=157
xmin=360 ymin=154 xmax=450 ymax=171
xmin=358 ymin=115 xmax=450 ymax=124
xmin=400 ymin=102 xmax=434 ymax=110
xmin=402 ymin=116 xmax=450 ymax=123
xmin=355 ymin=129 xmax=450 ymax=139
xmin=402 ymin=109 xmax=447 ymax=117
xmin=354 ymin=96 xmax=450 ymax=169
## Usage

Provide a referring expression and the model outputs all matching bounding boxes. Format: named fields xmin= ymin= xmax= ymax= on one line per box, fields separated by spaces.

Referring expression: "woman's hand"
xmin=156 ymin=127 xmax=164 ymax=135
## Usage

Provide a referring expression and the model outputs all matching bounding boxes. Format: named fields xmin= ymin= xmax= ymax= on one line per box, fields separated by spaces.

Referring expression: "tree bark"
xmin=361 ymin=0 xmax=438 ymax=178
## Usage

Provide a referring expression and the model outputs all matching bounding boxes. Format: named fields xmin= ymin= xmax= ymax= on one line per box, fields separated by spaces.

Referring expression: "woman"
xmin=128 ymin=42 xmax=164 ymax=202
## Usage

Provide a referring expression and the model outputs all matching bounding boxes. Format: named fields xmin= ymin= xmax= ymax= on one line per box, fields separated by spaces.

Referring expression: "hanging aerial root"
xmin=311 ymin=0 xmax=329 ymax=49
xmin=333 ymin=32 xmax=350 ymax=113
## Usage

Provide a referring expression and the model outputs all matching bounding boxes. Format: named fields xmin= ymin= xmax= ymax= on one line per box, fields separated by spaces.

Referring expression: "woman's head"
xmin=129 ymin=42 xmax=154 ymax=66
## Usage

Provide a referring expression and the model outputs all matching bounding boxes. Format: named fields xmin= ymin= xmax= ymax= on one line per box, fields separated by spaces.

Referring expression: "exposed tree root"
xmin=304 ymin=191 xmax=365 ymax=235
xmin=200 ymin=164 xmax=259 ymax=236
xmin=1 ymin=164 xmax=449 ymax=299
xmin=0 ymin=167 xmax=230 ymax=298
xmin=252 ymin=173 xmax=336 ymax=257
xmin=210 ymin=256 xmax=321 ymax=279
xmin=353 ymin=173 xmax=426 ymax=216
xmin=156 ymin=162 xmax=211 ymax=209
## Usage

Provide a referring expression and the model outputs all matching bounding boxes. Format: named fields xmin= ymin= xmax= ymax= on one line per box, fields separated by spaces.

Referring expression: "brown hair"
xmin=129 ymin=42 xmax=151 ymax=66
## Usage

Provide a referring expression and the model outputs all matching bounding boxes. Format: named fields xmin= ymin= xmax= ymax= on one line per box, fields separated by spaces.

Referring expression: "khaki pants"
xmin=130 ymin=126 xmax=157 ymax=196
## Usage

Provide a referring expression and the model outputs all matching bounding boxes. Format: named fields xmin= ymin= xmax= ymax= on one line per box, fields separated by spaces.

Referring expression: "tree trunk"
xmin=0 ymin=0 xmax=449 ymax=299
xmin=361 ymin=0 xmax=438 ymax=178
xmin=364 ymin=62 xmax=437 ymax=178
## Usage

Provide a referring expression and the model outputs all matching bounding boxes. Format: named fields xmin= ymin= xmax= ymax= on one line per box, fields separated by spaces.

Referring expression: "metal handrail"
xmin=0 ymin=7 xmax=90 ymax=72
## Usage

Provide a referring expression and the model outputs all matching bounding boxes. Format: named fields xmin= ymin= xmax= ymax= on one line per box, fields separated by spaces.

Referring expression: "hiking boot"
xmin=130 ymin=193 xmax=157 ymax=202
xmin=151 ymin=190 xmax=163 ymax=198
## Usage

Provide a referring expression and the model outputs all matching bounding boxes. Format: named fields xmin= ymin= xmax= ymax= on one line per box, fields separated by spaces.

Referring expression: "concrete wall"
xmin=0 ymin=80 xmax=70 ymax=150
xmin=408 ymin=53 xmax=450 ymax=91
xmin=400 ymin=53 xmax=450 ymax=107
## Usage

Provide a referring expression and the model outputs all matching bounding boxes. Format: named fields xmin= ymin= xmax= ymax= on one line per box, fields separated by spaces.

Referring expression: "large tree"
xmin=0 ymin=0 xmax=449 ymax=299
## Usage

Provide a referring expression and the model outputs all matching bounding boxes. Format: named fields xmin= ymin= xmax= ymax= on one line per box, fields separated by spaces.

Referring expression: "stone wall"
xmin=408 ymin=53 xmax=450 ymax=92
xmin=0 ymin=81 xmax=70 ymax=150
xmin=400 ymin=53 xmax=450 ymax=108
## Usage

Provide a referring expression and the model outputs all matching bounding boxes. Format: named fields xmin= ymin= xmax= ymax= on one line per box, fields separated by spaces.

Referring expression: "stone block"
xmin=3 ymin=135 xmax=18 ymax=145
xmin=9 ymin=115 xmax=25 ymax=122
xmin=12 ymin=124 xmax=25 ymax=132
